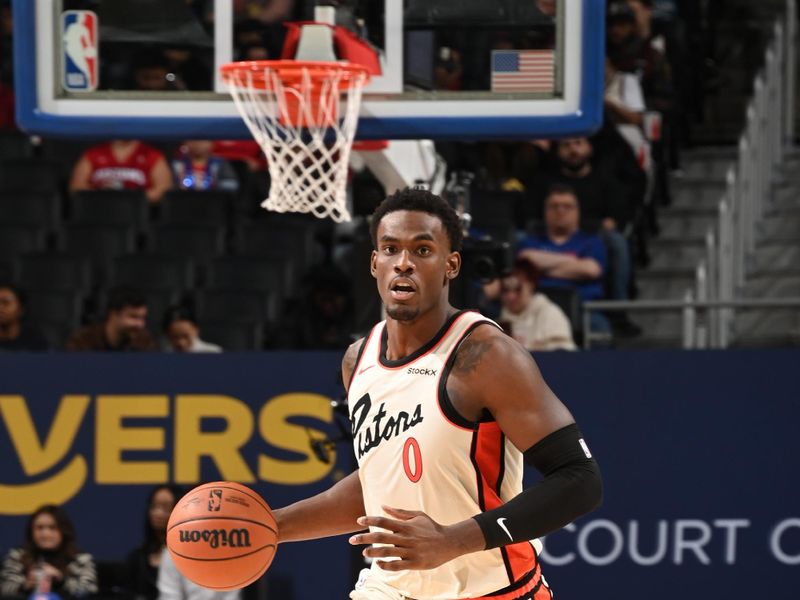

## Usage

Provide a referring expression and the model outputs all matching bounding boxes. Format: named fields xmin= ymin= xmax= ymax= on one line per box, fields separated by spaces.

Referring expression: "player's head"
xmin=370 ymin=187 xmax=463 ymax=252
xmin=369 ymin=187 xmax=462 ymax=322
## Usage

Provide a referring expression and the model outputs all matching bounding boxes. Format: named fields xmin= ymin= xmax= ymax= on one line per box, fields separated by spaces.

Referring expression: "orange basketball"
xmin=166 ymin=482 xmax=278 ymax=590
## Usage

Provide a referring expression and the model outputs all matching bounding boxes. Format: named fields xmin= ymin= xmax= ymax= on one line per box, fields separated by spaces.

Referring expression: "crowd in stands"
xmin=0 ymin=0 xmax=759 ymax=351
xmin=0 ymin=489 xmax=242 ymax=600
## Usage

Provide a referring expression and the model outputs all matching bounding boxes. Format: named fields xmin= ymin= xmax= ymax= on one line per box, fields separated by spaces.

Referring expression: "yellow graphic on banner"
xmin=0 ymin=395 xmax=90 ymax=514
xmin=0 ymin=393 xmax=337 ymax=515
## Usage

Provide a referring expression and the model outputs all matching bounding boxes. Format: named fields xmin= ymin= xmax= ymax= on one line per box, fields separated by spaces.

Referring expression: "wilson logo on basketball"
xmin=178 ymin=528 xmax=252 ymax=549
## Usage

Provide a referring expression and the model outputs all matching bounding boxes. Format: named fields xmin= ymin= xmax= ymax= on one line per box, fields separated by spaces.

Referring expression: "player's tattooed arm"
xmin=341 ymin=338 xmax=364 ymax=393
xmin=451 ymin=333 xmax=493 ymax=376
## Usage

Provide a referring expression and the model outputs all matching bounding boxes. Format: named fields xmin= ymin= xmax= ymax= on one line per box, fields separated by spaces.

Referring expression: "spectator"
xmin=69 ymin=139 xmax=174 ymax=204
xmin=157 ymin=547 xmax=239 ymax=600
xmin=0 ymin=284 xmax=50 ymax=351
xmin=604 ymin=55 xmax=653 ymax=217
xmin=530 ymin=139 xmax=641 ymax=336
xmin=490 ymin=258 xmax=577 ymax=351
xmin=162 ymin=305 xmax=222 ymax=353
xmin=172 ymin=141 xmax=239 ymax=192
xmin=517 ymin=185 xmax=611 ymax=335
xmin=0 ymin=505 xmax=98 ymax=599
xmin=126 ymin=485 xmax=183 ymax=600
xmin=525 ymin=137 xmax=630 ymax=230
xmin=66 ymin=286 xmax=158 ymax=351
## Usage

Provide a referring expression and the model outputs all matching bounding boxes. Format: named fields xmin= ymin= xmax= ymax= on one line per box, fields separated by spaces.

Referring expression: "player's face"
xmin=371 ymin=210 xmax=460 ymax=323
xmin=31 ymin=513 xmax=62 ymax=551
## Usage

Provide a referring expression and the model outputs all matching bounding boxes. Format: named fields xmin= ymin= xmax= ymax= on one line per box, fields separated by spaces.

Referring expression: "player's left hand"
xmin=348 ymin=506 xmax=484 ymax=571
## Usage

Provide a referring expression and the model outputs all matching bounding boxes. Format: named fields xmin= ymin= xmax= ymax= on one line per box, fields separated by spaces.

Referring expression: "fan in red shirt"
xmin=69 ymin=140 xmax=173 ymax=203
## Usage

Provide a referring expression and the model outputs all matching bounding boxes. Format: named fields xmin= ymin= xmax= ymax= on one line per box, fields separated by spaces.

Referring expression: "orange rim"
xmin=220 ymin=60 xmax=371 ymax=91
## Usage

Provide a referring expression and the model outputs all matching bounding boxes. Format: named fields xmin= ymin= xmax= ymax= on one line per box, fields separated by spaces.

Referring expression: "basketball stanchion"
xmin=220 ymin=60 xmax=372 ymax=223
xmin=167 ymin=482 xmax=278 ymax=590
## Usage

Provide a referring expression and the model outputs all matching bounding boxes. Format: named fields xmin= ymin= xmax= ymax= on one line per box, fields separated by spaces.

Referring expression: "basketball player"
xmin=273 ymin=188 xmax=602 ymax=599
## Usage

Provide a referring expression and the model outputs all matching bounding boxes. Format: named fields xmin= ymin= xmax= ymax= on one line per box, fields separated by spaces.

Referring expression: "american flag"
xmin=491 ymin=50 xmax=555 ymax=93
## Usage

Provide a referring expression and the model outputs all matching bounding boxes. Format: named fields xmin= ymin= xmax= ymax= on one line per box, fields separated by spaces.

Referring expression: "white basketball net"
xmin=224 ymin=63 xmax=369 ymax=222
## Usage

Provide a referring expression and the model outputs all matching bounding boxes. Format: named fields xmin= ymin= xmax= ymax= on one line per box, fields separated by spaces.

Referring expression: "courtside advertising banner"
xmin=0 ymin=351 xmax=797 ymax=599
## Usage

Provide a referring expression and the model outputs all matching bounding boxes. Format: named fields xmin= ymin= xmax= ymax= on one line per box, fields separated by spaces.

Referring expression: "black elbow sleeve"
xmin=473 ymin=423 xmax=602 ymax=550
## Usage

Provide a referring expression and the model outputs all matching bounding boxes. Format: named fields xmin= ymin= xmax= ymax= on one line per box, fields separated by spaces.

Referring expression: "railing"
xmin=583 ymin=298 xmax=800 ymax=350
xmin=584 ymin=0 xmax=797 ymax=350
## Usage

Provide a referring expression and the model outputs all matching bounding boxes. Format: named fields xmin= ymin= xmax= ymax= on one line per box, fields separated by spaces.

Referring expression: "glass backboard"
xmin=12 ymin=0 xmax=604 ymax=140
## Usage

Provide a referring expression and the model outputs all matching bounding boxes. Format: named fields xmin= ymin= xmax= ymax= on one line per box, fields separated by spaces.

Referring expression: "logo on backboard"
xmin=62 ymin=11 xmax=98 ymax=92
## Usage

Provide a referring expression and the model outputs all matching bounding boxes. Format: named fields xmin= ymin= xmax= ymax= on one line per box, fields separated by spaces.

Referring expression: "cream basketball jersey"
xmin=347 ymin=310 xmax=539 ymax=599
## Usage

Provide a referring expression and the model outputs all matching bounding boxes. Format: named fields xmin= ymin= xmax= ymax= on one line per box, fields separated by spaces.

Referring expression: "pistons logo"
xmin=208 ymin=489 xmax=222 ymax=511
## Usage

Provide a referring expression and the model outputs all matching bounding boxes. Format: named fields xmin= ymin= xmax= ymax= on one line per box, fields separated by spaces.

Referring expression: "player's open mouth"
xmin=390 ymin=279 xmax=416 ymax=300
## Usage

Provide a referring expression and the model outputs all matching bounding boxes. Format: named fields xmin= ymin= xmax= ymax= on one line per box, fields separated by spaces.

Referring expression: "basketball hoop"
xmin=221 ymin=60 xmax=372 ymax=222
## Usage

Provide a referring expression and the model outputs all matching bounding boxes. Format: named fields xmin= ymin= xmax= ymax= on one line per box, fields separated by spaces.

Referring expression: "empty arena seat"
xmin=0 ymin=226 xmax=48 ymax=257
xmin=236 ymin=216 xmax=320 ymax=272
xmin=69 ymin=190 xmax=149 ymax=232
xmin=194 ymin=288 xmax=277 ymax=324
xmin=150 ymin=224 xmax=227 ymax=266
xmin=160 ymin=190 xmax=233 ymax=226
xmin=58 ymin=224 xmax=137 ymax=282
xmin=206 ymin=256 xmax=287 ymax=298
xmin=199 ymin=320 xmax=264 ymax=351
xmin=112 ymin=255 xmax=195 ymax=291
xmin=17 ymin=254 xmax=93 ymax=292
xmin=25 ymin=290 xmax=85 ymax=331
xmin=0 ymin=191 xmax=62 ymax=230
xmin=0 ymin=158 xmax=62 ymax=193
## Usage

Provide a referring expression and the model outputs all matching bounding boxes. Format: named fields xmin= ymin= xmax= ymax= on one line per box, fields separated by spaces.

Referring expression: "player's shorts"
xmin=349 ymin=562 xmax=552 ymax=600
xmin=469 ymin=562 xmax=552 ymax=600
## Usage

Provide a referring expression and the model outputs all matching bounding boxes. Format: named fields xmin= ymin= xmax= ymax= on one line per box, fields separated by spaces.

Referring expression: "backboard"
xmin=12 ymin=0 xmax=604 ymax=140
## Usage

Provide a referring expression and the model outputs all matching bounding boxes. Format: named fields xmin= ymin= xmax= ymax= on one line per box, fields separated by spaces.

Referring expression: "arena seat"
xmin=199 ymin=320 xmax=264 ymax=351
xmin=0 ymin=158 xmax=62 ymax=193
xmin=16 ymin=254 xmax=93 ymax=292
xmin=0 ymin=191 xmax=61 ymax=230
xmin=150 ymin=224 xmax=227 ymax=268
xmin=194 ymin=288 xmax=275 ymax=323
xmin=112 ymin=254 xmax=195 ymax=291
xmin=0 ymin=226 xmax=48 ymax=257
xmin=159 ymin=190 xmax=234 ymax=226
xmin=69 ymin=190 xmax=149 ymax=233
